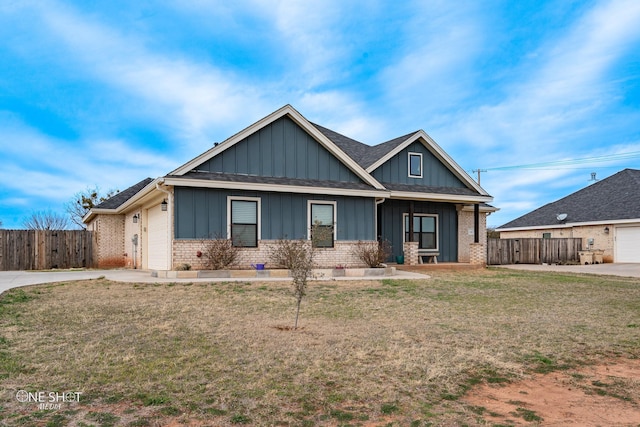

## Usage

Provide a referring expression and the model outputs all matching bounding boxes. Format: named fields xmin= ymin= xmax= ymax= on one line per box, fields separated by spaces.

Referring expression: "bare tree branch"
xmin=23 ymin=210 xmax=70 ymax=230
xmin=65 ymin=186 xmax=118 ymax=228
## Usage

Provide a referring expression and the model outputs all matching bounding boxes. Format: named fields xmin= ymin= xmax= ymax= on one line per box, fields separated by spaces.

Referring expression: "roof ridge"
xmin=498 ymin=168 xmax=640 ymax=228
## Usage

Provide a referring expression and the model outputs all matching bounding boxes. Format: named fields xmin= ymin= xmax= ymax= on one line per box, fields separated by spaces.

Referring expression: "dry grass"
xmin=0 ymin=268 xmax=639 ymax=426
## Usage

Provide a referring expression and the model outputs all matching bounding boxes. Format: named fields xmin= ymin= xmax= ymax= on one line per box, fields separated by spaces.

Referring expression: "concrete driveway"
xmin=495 ymin=263 xmax=640 ymax=278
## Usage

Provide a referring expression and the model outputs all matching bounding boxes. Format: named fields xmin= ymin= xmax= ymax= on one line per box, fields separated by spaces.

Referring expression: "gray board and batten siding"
xmin=195 ymin=116 xmax=366 ymax=185
xmin=378 ymin=199 xmax=459 ymax=262
xmin=371 ymin=140 xmax=467 ymax=188
xmin=174 ymin=187 xmax=376 ymax=241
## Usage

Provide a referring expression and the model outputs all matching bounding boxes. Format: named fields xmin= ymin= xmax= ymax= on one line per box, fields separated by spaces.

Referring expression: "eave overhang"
xmin=82 ymin=178 xmax=164 ymax=223
xmin=388 ymin=190 xmax=493 ymax=205
xmin=163 ymin=177 xmax=387 ymax=198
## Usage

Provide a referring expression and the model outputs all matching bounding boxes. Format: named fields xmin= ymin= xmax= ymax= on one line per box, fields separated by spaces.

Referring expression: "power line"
xmin=482 ymin=150 xmax=640 ymax=172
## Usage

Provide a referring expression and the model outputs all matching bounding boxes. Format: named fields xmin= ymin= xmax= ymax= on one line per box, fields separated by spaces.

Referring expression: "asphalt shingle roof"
xmin=311 ymin=122 xmax=417 ymax=169
xmin=96 ymin=178 xmax=154 ymax=209
xmin=499 ymin=168 xmax=640 ymax=228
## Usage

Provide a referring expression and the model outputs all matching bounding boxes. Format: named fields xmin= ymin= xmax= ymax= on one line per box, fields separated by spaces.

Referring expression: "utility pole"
xmin=472 ymin=169 xmax=487 ymax=186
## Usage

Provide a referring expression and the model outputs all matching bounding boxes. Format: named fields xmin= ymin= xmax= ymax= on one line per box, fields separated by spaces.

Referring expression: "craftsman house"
xmin=497 ymin=168 xmax=640 ymax=263
xmin=84 ymin=105 xmax=495 ymax=271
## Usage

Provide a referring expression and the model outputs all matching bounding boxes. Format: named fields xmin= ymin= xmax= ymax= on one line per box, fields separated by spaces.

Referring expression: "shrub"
xmin=352 ymin=240 xmax=392 ymax=267
xmin=200 ymin=238 xmax=238 ymax=270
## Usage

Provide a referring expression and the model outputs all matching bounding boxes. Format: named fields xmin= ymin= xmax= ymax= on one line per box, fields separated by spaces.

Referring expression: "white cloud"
xmin=0 ymin=118 xmax=174 ymax=208
xmin=13 ymin=1 xmax=270 ymax=151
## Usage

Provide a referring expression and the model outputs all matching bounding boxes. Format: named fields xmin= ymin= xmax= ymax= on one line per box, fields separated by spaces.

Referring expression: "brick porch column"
xmin=403 ymin=241 xmax=419 ymax=266
xmin=469 ymin=242 xmax=486 ymax=265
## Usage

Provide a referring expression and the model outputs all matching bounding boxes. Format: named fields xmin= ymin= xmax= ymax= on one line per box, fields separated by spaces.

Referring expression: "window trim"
xmin=402 ymin=213 xmax=438 ymax=251
xmin=408 ymin=152 xmax=423 ymax=178
xmin=307 ymin=200 xmax=337 ymax=248
xmin=227 ymin=196 xmax=261 ymax=247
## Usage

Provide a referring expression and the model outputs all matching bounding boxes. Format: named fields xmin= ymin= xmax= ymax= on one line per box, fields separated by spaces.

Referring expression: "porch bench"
xmin=418 ymin=251 xmax=439 ymax=264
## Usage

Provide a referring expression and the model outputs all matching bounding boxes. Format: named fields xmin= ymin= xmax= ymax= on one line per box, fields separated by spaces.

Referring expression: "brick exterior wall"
xmin=87 ymin=215 xmax=126 ymax=268
xmin=500 ymin=224 xmax=616 ymax=263
xmin=457 ymin=209 xmax=487 ymax=263
xmin=172 ymin=239 xmax=376 ymax=270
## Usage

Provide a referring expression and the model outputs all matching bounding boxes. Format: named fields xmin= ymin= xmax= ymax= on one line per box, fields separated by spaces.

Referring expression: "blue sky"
xmin=1 ymin=0 xmax=639 ymax=229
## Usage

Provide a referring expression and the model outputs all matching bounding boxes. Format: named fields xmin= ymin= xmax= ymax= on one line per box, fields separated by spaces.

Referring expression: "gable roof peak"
xmin=169 ymin=104 xmax=386 ymax=190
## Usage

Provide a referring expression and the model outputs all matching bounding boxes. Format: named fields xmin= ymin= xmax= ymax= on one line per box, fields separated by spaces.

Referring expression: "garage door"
xmin=615 ymin=226 xmax=640 ymax=263
xmin=147 ymin=204 xmax=170 ymax=270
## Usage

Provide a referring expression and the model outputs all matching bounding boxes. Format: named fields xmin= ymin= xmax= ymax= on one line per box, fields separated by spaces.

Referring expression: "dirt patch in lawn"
xmin=464 ymin=358 xmax=640 ymax=426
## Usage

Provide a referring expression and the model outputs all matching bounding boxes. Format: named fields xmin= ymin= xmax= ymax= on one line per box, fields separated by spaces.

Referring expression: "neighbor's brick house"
xmin=497 ymin=169 xmax=640 ymax=263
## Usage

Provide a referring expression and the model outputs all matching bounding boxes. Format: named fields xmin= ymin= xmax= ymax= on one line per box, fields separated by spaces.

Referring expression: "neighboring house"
xmin=497 ymin=168 xmax=640 ymax=263
xmin=84 ymin=105 xmax=495 ymax=271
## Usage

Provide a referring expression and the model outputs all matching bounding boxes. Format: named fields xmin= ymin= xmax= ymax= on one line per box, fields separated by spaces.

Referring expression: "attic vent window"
xmin=408 ymin=152 xmax=423 ymax=178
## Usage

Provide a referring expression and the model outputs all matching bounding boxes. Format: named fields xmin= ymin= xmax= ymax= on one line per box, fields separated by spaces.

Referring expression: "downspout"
xmin=156 ymin=179 xmax=173 ymax=270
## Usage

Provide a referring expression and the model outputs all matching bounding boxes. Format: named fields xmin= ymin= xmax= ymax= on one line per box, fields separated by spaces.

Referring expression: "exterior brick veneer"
xmin=87 ymin=215 xmax=126 ymax=268
xmin=458 ymin=209 xmax=487 ymax=263
xmin=172 ymin=239 xmax=375 ymax=270
xmin=469 ymin=242 xmax=486 ymax=265
xmin=403 ymin=241 xmax=419 ymax=266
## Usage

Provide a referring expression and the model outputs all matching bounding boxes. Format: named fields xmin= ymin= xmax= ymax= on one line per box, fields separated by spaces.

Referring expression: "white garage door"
xmin=615 ymin=226 xmax=640 ymax=263
xmin=147 ymin=204 xmax=170 ymax=270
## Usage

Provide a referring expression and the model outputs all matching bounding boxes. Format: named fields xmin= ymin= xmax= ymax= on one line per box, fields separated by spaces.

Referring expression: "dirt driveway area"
xmin=464 ymin=358 xmax=640 ymax=426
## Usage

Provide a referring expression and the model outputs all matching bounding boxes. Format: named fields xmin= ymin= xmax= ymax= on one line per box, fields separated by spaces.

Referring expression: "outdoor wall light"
xmin=604 ymin=226 xmax=609 ymax=234
xmin=133 ymin=213 xmax=140 ymax=223
xmin=161 ymin=199 xmax=168 ymax=211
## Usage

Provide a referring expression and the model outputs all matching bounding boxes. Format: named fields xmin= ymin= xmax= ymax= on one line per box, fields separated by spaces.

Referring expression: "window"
xmin=408 ymin=152 xmax=422 ymax=178
xmin=309 ymin=201 xmax=335 ymax=248
xmin=404 ymin=214 xmax=437 ymax=250
xmin=228 ymin=197 xmax=260 ymax=247
xmin=542 ymin=232 xmax=551 ymax=239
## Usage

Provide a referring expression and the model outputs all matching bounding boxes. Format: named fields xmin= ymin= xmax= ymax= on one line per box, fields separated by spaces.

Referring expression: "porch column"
xmin=470 ymin=203 xmax=486 ymax=266
xmin=474 ymin=203 xmax=479 ymax=243
xmin=408 ymin=201 xmax=414 ymax=241
xmin=405 ymin=201 xmax=419 ymax=265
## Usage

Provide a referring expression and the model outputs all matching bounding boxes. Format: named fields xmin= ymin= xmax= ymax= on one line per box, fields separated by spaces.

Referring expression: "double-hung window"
xmin=404 ymin=214 xmax=437 ymax=250
xmin=309 ymin=201 xmax=335 ymax=248
xmin=229 ymin=197 xmax=260 ymax=247
xmin=408 ymin=152 xmax=423 ymax=178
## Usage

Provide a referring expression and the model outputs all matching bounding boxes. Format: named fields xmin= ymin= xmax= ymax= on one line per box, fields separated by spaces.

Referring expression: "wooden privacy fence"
xmin=487 ymin=238 xmax=583 ymax=265
xmin=0 ymin=230 xmax=97 ymax=271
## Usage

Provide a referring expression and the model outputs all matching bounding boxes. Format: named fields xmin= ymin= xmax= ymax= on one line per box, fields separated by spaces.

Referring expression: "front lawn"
xmin=1 ymin=269 xmax=638 ymax=426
